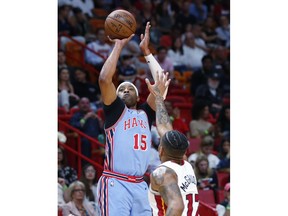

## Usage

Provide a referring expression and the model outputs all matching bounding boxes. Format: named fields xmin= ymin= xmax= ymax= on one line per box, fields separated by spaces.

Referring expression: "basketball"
xmin=104 ymin=9 xmax=137 ymax=40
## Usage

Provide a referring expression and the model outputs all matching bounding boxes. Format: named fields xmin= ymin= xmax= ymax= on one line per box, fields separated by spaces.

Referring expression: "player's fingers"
xmin=140 ymin=33 xmax=144 ymax=40
xmin=127 ymin=34 xmax=135 ymax=41
xmin=107 ymin=35 xmax=115 ymax=43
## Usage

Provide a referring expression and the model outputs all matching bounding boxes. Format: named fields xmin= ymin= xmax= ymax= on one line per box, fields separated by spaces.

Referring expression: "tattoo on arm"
xmin=154 ymin=86 xmax=170 ymax=124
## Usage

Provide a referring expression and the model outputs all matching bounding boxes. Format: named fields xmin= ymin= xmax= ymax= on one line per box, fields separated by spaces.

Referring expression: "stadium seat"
xmin=215 ymin=189 xmax=226 ymax=204
xmin=89 ymin=18 xmax=105 ymax=33
xmin=216 ymin=171 xmax=230 ymax=189
xmin=92 ymin=8 xmax=109 ymax=18
xmin=198 ymin=189 xmax=216 ymax=205
xmin=186 ymin=137 xmax=202 ymax=156
xmin=166 ymin=95 xmax=186 ymax=104
xmin=65 ymin=41 xmax=85 ymax=67
xmin=69 ymin=107 xmax=80 ymax=115
xmin=58 ymin=107 xmax=67 ymax=115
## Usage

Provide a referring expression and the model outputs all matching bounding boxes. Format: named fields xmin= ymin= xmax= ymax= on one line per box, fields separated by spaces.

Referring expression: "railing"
xmin=58 ymin=119 xmax=105 ymax=179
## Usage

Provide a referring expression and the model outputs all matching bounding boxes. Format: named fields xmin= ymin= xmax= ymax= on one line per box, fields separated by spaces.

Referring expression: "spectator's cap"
xmin=116 ymin=81 xmax=139 ymax=96
xmin=208 ymin=72 xmax=221 ymax=80
xmin=224 ymin=183 xmax=230 ymax=192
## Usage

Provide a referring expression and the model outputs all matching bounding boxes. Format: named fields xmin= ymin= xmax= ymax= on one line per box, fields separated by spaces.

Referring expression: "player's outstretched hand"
xmin=145 ymin=70 xmax=171 ymax=98
xmin=107 ymin=34 xmax=135 ymax=48
xmin=139 ymin=22 xmax=151 ymax=56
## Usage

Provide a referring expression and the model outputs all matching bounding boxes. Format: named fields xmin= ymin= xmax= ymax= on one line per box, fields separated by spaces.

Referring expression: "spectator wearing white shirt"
xmin=85 ymin=28 xmax=112 ymax=71
xmin=182 ymin=32 xmax=207 ymax=71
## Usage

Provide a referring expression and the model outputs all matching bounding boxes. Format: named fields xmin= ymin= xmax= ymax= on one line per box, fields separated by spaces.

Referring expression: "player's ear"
xmin=137 ymin=96 xmax=140 ymax=102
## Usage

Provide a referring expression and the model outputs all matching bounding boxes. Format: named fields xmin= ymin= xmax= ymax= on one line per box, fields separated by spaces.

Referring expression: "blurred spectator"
xmin=85 ymin=28 xmax=112 ymax=71
xmin=58 ymin=67 xmax=80 ymax=112
xmin=61 ymin=181 xmax=98 ymax=216
xmin=165 ymin=100 xmax=190 ymax=138
xmin=155 ymin=46 xmax=174 ymax=79
xmin=216 ymin=138 xmax=230 ymax=172
xmin=174 ymin=0 xmax=197 ymax=33
xmin=79 ymin=164 xmax=98 ymax=211
xmin=69 ymin=0 xmax=95 ymax=18
xmin=201 ymin=16 xmax=221 ymax=48
xmin=195 ymin=71 xmax=223 ymax=117
xmin=215 ymin=15 xmax=230 ymax=48
xmin=138 ymin=0 xmax=154 ymax=28
xmin=188 ymin=135 xmax=220 ymax=169
xmin=118 ymin=54 xmax=138 ymax=83
xmin=189 ymin=0 xmax=208 ymax=23
xmin=190 ymin=54 xmax=214 ymax=96
xmin=190 ymin=23 xmax=210 ymax=53
xmin=155 ymin=0 xmax=175 ymax=34
xmin=189 ymin=100 xmax=214 ymax=138
xmin=149 ymin=17 xmax=162 ymax=47
xmin=182 ymin=32 xmax=207 ymax=71
xmin=58 ymin=146 xmax=78 ymax=187
xmin=71 ymin=7 xmax=90 ymax=37
xmin=70 ymin=97 xmax=104 ymax=166
xmin=216 ymin=183 xmax=230 ymax=216
xmin=194 ymin=155 xmax=218 ymax=190
xmin=216 ymin=105 xmax=230 ymax=138
xmin=167 ymin=37 xmax=187 ymax=72
xmin=72 ymin=68 xmax=101 ymax=112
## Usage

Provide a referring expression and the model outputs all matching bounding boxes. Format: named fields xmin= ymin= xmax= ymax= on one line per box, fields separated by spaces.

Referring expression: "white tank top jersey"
xmin=148 ymin=160 xmax=199 ymax=216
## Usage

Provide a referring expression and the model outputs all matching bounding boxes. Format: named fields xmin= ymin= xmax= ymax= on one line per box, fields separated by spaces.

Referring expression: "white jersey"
xmin=148 ymin=160 xmax=199 ymax=216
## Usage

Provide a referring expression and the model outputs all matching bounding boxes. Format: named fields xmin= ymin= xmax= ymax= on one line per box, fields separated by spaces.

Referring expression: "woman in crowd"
xmin=61 ymin=180 xmax=98 ymax=216
xmin=58 ymin=67 xmax=79 ymax=112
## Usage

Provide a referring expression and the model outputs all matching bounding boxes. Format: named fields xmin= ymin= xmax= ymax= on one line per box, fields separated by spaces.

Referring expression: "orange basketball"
xmin=104 ymin=9 xmax=137 ymax=40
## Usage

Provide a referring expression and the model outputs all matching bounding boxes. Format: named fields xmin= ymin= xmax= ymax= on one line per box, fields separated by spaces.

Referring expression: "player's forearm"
xmin=155 ymin=93 xmax=173 ymax=137
xmin=144 ymin=54 xmax=163 ymax=81
xmin=99 ymin=43 xmax=123 ymax=83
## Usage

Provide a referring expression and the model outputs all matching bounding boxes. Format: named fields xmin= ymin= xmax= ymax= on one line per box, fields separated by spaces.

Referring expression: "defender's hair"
xmin=162 ymin=130 xmax=189 ymax=157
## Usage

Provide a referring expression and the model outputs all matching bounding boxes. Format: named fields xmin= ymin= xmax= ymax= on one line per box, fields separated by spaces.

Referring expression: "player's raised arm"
xmin=151 ymin=167 xmax=184 ymax=216
xmin=98 ymin=34 xmax=134 ymax=105
xmin=145 ymin=71 xmax=172 ymax=137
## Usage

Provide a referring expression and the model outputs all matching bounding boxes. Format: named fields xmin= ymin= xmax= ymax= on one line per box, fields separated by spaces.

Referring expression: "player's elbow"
xmin=99 ymin=71 xmax=112 ymax=84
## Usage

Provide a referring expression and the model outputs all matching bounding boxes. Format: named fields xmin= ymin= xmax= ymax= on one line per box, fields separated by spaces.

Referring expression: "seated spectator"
xmin=216 ymin=183 xmax=230 ymax=216
xmin=216 ymin=138 xmax=230 ymax=172
xmin=189 ymin=0 xmax=208 ymax=23
xmin=201 ymin=16 xmax=221 ymax=48
xmin=118 ymin=54 xmax=138 ymax=83
xmin=155 ymin=46 xmax=174 ymax=80
xmin=189 ymin=100 xmax=214 ymax=138
xmin=85 ymin=28 xmax=112 ymax=71
xmin=188 ymin=135 xmax=220 ymax=169
xmin=195 ymin=71 xmax=224 ymax=117
xmin=80 ymin=164 xmax=98 ymax=211
xmin=155 ymin=0 xmax=175 ymax=34
xmin=58 ymin=67 xmax=80 ymax=112
xmin=70 ymin=97 xmax=104 ymax=166
xmin=174 ymin=0 xmax=197 ymax=33
xmin=58 ymin=49 xmax=75 ymax=79
xmin=167 ymin=37 xmax=187 ymax=73
xmin=72 ymin=68 xmax=101 ymax=112
xmin=190 ymin=54 xmax=214 ymax=96
xmin=216 ymin=105 xmax=230 ymax=138
xmin=182 ymin=32 xmax=207 ymax=71
xmin=165 ymin=100 xmax=190 ymax=138
xmin=69 ymin=0 xmax=94 ymax=18
xmin=194 ymin=155 xmax=218 ymax=190
xmin=61 ymin=181 xmax=98 ymax=216
xmin=215 ymin=15 xmax=230 ymax=48
xmin=58 ymin=146 xmax=78 ymax=187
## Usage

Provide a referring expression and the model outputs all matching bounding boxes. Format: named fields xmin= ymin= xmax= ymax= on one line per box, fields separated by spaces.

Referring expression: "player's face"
xmin=117 ymin=84 xmax=138 ymax=108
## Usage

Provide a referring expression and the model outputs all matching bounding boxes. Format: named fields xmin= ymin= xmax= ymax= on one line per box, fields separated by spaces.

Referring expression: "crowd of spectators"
xmin=58 ymin=0 xmax=230 ymax=213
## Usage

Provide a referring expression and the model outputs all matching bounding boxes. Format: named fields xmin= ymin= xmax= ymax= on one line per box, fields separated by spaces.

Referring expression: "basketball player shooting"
xmin=96 ymin=22 xmax=170 ymax=216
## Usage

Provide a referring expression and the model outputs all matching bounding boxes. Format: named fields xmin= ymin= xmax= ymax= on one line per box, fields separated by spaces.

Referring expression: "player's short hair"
xmin=162 ymin=130 xmax=189 ymax=157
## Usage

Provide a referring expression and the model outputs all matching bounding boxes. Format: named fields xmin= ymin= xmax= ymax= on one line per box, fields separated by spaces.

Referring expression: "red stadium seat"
xmin=166 ymin=95 xmax=187 ymax=104
xmin=216 ymin=171 xmax=230 ymax=189
xmin=198 ymin=189 xmax=216 ymax=205
xmin=215 ymin=189 xmax=226 ymax=204
xmin=58 ymin=107 xmax=67 ymax=115
xmin=186 ymin=137 xmax=202 ymax=156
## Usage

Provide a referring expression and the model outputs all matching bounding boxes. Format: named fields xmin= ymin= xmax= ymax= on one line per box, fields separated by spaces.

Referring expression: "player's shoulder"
xmin=152 ymin=166 xmax=176 ymax=184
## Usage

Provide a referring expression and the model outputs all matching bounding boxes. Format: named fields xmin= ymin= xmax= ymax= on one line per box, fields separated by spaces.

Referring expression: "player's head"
xmin=116 ymin=81 xmax=139 ymax=108
xmin=159 ymin=130 xmax=189 ymax=161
